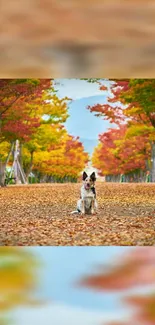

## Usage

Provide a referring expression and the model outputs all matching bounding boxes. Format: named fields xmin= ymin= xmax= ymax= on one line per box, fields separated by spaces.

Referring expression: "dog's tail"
xmin=70 ymin=210 xmax=81 ymax=215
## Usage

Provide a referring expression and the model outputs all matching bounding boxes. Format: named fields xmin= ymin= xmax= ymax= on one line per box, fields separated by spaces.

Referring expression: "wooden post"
xmin=10 ymin=140 xmax=27 ymax=184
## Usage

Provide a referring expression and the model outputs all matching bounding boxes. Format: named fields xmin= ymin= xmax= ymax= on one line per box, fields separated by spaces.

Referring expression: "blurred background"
xmin=1 ymin=247 xmax=155 ymax=325
xmin=1 ymin=0 xmax=155 ymax=77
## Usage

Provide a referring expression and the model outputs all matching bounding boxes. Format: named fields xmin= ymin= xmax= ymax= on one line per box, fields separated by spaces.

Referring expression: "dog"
xmin=71 ymin=171 xmax=98 ymax=215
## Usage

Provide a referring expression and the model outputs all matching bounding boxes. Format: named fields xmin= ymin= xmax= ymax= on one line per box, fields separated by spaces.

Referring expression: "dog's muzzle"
xmin=84 ymin=184 xmax=90 ymax=190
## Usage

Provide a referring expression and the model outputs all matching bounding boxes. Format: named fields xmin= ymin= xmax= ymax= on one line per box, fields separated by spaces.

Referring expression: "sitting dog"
xmin=71 ymin=171 xmax=98 ymax=215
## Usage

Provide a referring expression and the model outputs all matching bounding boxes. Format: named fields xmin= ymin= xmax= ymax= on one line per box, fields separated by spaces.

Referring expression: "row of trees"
xmin=87 ymin=79 xmax=155 ymax=182
xmin=1 ymin=78 xmax=154 ymax=185
xmin=0 ymin=79 xmax=88 ymax=186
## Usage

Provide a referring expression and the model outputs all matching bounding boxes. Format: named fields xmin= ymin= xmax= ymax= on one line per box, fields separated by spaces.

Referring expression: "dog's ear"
xmin=83 ymin=171 xmax=88 ymax=180
xmin=90 ymin=172 xmax=96 ymax=182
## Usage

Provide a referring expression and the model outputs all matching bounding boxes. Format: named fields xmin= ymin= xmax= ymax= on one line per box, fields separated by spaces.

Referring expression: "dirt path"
xmin=0 ymin=183 xmax=155 ymax=246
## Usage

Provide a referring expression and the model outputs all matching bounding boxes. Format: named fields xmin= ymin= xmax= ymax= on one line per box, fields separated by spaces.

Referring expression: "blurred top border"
xmin=1 ymin=0 xmax=155 ymax=78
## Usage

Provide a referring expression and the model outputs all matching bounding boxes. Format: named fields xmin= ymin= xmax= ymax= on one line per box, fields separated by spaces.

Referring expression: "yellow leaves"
xmin=0 ymin=142 xmax=11 ymax=162
xmin=25 ymin=140 xmax=42 ymax=153
xmin=111 ymin=147 xmax=120 ymax=157
xmin=37 ymin=123 xmax=62 ymax=146
xmin=149 ymin=128 xmax=155 ymax=141
xmin=0 ymin=247 xmax=41 ymax=312
xmin=41 ymin=94 xmax=70 ymax=123
xmin=125 ymin=124 xmax=154 ymax=139
xmin=27 ymin=132 xmax=88 ymax=177
xmin=23 ymin=122 xmax=68 ymax=173
xmin=33 ymin=151 xmax=51 ymax=169
xmin=125 ymin=106 xmax=143 ymax=116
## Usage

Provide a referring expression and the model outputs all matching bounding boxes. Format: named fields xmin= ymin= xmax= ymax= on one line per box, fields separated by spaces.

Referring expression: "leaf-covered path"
xmin=0 ymin=183 xmax=155 ymax=246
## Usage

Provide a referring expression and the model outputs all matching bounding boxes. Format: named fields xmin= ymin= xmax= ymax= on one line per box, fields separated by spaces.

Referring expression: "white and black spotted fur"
xmin=71 ymin=171 xmax=98 ymax=215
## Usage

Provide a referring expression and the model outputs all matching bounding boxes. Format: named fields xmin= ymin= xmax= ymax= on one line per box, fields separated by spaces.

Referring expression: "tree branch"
xmin=0 ymin=95 xmax=21 ymax=118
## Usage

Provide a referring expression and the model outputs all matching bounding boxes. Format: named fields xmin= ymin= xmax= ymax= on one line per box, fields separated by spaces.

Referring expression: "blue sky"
xmin=53 ymin=79 xmax=115 ymax=154
xmin=54 ymin=79 xmax=111 ymax=100
xmin=66 ymin=96 xmax=112 ymax=139
xmin=31 ymin=246 xmax=131 ymax=311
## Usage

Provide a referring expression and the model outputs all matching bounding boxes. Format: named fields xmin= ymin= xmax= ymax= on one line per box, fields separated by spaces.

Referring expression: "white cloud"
xmin=13 ymin=302 xmax=130 ymax=325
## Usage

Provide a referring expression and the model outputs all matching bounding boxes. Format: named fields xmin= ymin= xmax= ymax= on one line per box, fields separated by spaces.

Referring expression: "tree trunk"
xmin=0 ymin=162 xmax=6 ymax=186
xmin=145 ymin=159 xmax=150 ymax=172
xmin=25 ymin=151 xmax=34 ymax=182
xmin=19 ymin=143 xmax=23 ymax=168
xmin=151 ymin=141 xmax=155 ymax=182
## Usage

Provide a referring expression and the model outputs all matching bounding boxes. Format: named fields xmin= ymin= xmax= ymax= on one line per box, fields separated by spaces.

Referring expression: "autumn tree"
xmin=0 ymin=79 xmax=53 ymax=142
xmin=108 ymin=79 xmax=155 ymax=181
xmin=31 ymin=133 xmax=89 ymax=182
xmin=0 ymin=79 xmax=54 ymax=185
xmin=87 ymin=79 xmax=155 ymax=181
xmin=92 ymin=125 xmax=151 ymax=182
xmin=21 ymin=95 xmax=70 ymax=181
xmin=0 ymin=78 xmax=88 ymax=184
xmin=0 ymin=79 xmax=71 ymax=186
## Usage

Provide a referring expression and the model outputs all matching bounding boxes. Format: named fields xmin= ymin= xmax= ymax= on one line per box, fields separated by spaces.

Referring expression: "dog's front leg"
xmin=91 ymin=199 xmax=95 ymax=215
xmin=81 ymin=199 xmax=85 ymax=215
